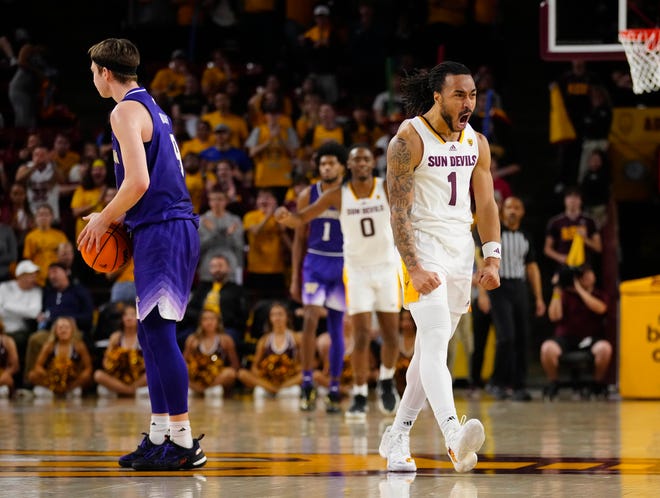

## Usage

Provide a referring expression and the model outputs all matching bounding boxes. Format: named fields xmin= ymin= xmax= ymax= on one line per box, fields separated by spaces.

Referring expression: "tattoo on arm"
xmin=387 ymin=137 xmax=418 ymax=270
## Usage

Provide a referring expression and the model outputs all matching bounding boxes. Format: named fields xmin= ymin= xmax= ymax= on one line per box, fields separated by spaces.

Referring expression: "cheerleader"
xmin=0 ymin=319 xmax=20 ymax=398
xmin=314 ymin=315 xmax=365 ymax=398
xmin=28 ymin=316 xmax=93 ymax=398
xmin=94 ymin=304 xmax=147 ymax=397
xmin=183 ymin=310 xmax=239 ymax=397
xmin=237 ymin=302 xmax=302 ymax=397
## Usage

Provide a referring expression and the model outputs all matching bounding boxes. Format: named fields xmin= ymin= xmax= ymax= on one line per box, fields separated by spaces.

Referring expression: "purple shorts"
xmin=301 ymin=253 xmax=345 ymax=312
xmin=132 ymin=218 xmax=200 ymax=321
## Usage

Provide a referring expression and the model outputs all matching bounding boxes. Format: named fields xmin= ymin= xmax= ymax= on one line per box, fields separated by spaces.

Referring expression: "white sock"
xmin=410 ymin=300 xmax=460 ymax=431
xmin=440 ymin=415 xmax=460 ymax=440
xmin=392 ymin=334 xmax=425 ymax=434
xmin=379 ymin=365 xmax=396 ymax=380
xmin=170 ymin=420 xmax=193 ymax=449
xmin=353 ymin=384 xmax=368 ymax=397
xmin=392 ymin=404 xmax=421 ymax=434
xmin=149 ymin=415 xmax=169 ymax=445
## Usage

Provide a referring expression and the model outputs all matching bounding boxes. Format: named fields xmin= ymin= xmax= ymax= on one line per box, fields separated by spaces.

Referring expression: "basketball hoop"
xmin=619 ymin=28 xmax=660 ymax=94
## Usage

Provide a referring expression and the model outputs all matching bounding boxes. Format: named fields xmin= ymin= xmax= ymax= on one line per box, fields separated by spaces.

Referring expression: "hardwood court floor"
xmin=2 ymin=389 xmax=659 ymax=497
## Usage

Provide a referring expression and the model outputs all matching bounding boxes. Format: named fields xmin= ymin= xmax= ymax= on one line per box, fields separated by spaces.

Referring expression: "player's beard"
xmin=441 ymin=109 xmax=457 ymax=133
xmin=322 ymin=176 xmax=338 ymax=185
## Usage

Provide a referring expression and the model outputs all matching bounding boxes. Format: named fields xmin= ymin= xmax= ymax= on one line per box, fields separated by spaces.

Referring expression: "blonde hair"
xmin=193 ymin=310 xmax=224 ymax=338
xmin=47 ymin=316 xmax=82 ymax=343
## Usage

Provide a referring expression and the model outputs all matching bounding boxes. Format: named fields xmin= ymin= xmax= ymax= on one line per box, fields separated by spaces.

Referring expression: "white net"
xmin=619 ymin=29 xmax=660 ymax=94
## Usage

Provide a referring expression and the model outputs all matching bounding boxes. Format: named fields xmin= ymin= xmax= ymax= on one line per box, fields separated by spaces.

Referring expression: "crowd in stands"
xmin=0 ymin=1 xmax=624 ymax=401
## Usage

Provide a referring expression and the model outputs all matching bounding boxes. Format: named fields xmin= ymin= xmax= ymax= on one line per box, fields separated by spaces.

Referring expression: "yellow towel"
xmin=549 ymin=82 xmax=577 ymax=144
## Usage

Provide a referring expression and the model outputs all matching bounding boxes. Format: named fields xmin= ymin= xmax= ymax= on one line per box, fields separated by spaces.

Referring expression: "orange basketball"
xmin=80 ymin=222 xmax=132 ymax=273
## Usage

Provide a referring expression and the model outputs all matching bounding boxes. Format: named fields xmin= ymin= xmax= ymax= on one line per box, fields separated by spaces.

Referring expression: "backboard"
xmin=540 ymin=0 xmax=641 ymax=61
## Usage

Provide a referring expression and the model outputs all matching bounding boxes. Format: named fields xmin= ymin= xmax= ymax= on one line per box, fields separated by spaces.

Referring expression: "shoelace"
xmin=152 ymin=440 xmax=180 ymax=462
xmin=444 ymin=417 xmax=467 ymax=452
xmin=137 ymin=433 xmax=150 ymax=449
xmin=393 ymin=431 xmax=410 ymax=455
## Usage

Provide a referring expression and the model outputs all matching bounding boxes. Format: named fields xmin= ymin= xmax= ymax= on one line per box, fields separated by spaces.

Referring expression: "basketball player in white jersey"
xmin=379 ymin=61 xmax=501 ymax=473
xmin=275 ymin=145 xmax=401 ymax=419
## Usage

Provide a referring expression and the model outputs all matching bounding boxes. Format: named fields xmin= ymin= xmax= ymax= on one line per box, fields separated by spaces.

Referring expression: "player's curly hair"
xmin=402 ymin=61 xmax=472 ymax=117
xmin=314 ymin=140 xmax=348 ymax=167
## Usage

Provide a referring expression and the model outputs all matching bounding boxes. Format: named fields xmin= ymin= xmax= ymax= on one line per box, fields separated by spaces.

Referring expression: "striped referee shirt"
xmin=499 ymin=227 xmax=536 ymax=280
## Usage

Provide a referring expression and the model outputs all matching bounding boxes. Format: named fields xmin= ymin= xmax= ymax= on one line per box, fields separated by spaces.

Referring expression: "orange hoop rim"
xmin=619 ymin=28 xmax=660 ymax=41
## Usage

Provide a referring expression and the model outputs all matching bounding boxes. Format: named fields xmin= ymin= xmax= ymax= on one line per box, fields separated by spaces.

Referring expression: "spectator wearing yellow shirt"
xmin=50 ymin=133 xmax=81 ymax=180
xmin=295 ymin=91 xmax=322 ymax=142
xmin=22 ymin=204 xmax=69 ymax=286
xmin=302 ymin=102 xmax=349 ymax=159
xmin=70 ymin=159 xmax=109 ymax=240
xmin=243 ymin=189 xmax=292 ymax=307
xmin=247 ymin=74 xmax=294 ymax=128
xmin=179 ymin=119 xmax=215 ymax=159
xmin=299 ymin=4 xmax=342 ymax=104
xmin=245 ymin=100 xmax=300 ymax=201
xmin=200 ymin=48 xmax=232 ymax=103
xmin=182 ymin=152 xmax=207 ymax=214
xmin=149 ymin=49 xmax=190 ymax=109
xmin=200 ymin=91 xmax=249 ymax=149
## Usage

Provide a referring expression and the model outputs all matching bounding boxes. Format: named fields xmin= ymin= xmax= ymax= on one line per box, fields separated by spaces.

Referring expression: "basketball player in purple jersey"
xmin=78 ymin=38 xmax=206 ymax=471
xmin=289 ymin=141 xmax=346 ymax=412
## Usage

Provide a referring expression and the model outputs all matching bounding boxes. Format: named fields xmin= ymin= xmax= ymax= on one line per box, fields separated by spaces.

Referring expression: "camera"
xmin=557 ymin=265 xmax=584 ymax=288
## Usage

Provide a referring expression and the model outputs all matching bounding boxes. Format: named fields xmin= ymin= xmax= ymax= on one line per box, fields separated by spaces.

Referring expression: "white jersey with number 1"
xmin=400 ymin=116 xmax=480 ymax=312
xmin=408 ymin=116 xmax=479 ymax=238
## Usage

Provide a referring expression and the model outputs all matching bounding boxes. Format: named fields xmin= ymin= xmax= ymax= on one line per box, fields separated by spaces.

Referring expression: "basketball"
xmin=80 ymin=222 xmax=132 ymax=273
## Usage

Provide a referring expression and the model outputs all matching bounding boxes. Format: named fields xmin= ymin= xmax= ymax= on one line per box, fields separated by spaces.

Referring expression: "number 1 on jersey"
xmin=321 ymin=221 xmax=331 ymax=241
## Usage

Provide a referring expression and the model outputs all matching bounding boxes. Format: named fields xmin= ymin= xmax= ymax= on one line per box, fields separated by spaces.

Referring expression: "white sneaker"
xmin=444 ymin=417 xmax=485 ymax=473
xmin=33 ymin=386 xmax=54 ymax=398
xmin=204 ymin=385 xmax=224 ymax=398
xmin=0 ymin=385 xmax=9 ymax=398
xmin=97 ymin=385 xmax=117 ymax=398
xmin=449 ymin=480 xmax=478 ymax=498
xmin=253 ymin=386 xmax=267 ymax=399
xmin=277 ymin=385 xmax=301 ymax=398
xmin=379 ymin=425 xmax=416 ymax=472
xmin=378 ymin=472 xmax=416 ymax=498
xmin=67 ymin=387 xmax=82 ymax=398
xmin=135 ymin=386 xmax=150 ymax=398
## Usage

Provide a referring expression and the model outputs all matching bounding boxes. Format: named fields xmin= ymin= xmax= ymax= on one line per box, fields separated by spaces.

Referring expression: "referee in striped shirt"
xmin=484 ymin=196 xmax=546 ymax=401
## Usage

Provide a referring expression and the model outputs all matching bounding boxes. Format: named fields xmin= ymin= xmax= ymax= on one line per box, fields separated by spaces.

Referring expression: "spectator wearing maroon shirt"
xmin=540 ymin=264 xmax=611 ymax=398
xmin=543 ymin=186 xmax=602 ymax=282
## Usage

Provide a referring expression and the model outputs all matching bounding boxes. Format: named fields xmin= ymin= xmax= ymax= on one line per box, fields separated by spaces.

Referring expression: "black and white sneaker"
xmin=377 ymin=378 xmax=400 ymax=415
xmin=131 ymin=434 xmax=207 ymax=471
xmin=300 ymin=385 xmax=317 ymax=412
xmin=325 ymin=391 xmax=342 ymax=414
xmin=345 ymin=394 xmax=367 ymax=421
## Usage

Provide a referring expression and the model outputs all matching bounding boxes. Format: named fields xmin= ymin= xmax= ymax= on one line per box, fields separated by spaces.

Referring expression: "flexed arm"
xmin=386 ymin=123 xmax=440 ymax=295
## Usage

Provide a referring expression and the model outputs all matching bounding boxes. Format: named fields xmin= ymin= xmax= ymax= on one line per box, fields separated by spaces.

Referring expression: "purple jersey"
xmin=301 ymin=182 xmax=345 ymax=311
xmin=111 ymin=87 xmax=199 ymax=322
xmin=306 ymin=182 xmax=343 ymax=256
xmin=112 ymin=87 xmax=197 ymax=231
